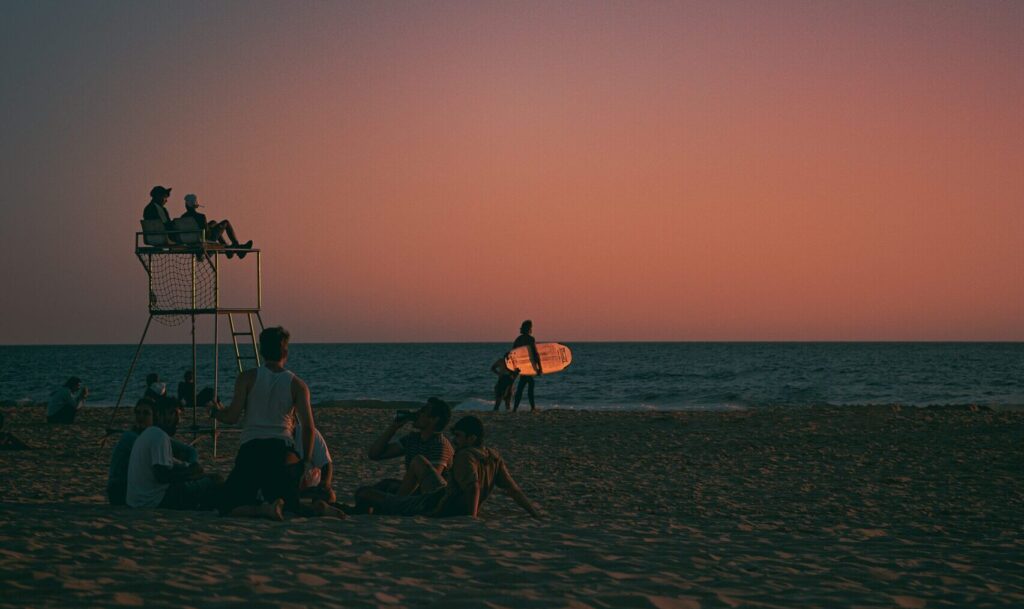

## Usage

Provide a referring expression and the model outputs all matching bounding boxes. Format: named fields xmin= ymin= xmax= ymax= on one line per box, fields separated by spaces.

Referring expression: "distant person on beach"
xmin=144 ymin=372 xmax=166 ymax=402
xmin=512 ymin=320 xmax=542 ymax=412
xmin=294 ymin=421 xmax=336 ymax=504
xmin=0 ymin=412 xmax=31 ymax=450
xmin=143 ymin=185 xmax=175 ymax=234
xmin=212 ymin=326 xmax=344 ymax=520
xmin=143 ymin=372 xmax=199 ymax=466
xmin=107 ymin=398 xmax=154 ymax=505
xmin=356 ymin=415 xmax=541 ymax=519
xmin=126 ymin=397 xmax=222 ymax=510
xmin=178 ymin=370 xmax=195 ymax=411
xmin=491 ymin=356 xmax=519 ymax=411
xmin=178 ymin=193 xmax=253 ymax=259
xmin=362 ymin=397 xmax=454 ymax=497
xmin=46 ymin=376 xmax=88 ymax=424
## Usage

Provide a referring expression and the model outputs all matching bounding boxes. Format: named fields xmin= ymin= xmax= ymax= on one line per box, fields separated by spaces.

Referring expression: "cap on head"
xmin=184 ymin=193 xmax=200 ymax=209
xmin=150 ymin=185 xmax=172 ymax=199
xmin=64 ymin=376 xmax=82 ymax=389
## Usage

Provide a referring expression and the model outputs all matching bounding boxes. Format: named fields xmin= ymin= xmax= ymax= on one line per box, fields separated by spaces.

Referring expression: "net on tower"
xmin=140 ymin=253 xmax=217 ymax=326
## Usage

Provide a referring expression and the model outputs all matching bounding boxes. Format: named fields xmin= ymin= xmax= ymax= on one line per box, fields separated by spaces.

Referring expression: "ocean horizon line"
xmin=2 ymin=339 xmax=1023 ymax=347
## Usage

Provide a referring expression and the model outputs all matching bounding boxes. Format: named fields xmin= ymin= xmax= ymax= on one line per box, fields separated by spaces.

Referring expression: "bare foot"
xmin=261 ymin=498 xmax=285 ymax=521
xmin=312 ymin=499 xmax=347 ymax=520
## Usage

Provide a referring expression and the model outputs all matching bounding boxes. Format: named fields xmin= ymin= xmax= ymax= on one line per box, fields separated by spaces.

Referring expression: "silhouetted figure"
xmin=180 ymin=194 xmax=252 ymax=259
xmin=491 ymin=356 xmax=518 ymax=411
xmin=177 ymin=370 xmax=195 ymax=411
xmin=107 ymin=399 xmax=154 ymax=505
xmin=512 ymin=320 xmax=542 ymax=412
xmin=143 ymin=185 xmax=175 ymax=232
xmin=47 ymin=376 xmax=88 ymax=423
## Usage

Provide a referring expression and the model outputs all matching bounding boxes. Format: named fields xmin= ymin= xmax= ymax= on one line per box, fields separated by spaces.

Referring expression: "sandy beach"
xmin=1 ymin=404 xmax=1021 ymax=608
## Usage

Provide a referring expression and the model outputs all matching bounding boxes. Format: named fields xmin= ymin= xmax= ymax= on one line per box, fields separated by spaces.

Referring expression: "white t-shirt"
xmin=293 ymin=424 xmax=331 ymax=468
xmin=126 ymin=426 xmax=174 ymax=508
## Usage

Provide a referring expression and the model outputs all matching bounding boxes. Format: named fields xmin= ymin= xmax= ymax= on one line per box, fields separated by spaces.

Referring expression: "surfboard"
xmin=505 ymin=343 xmax=572 ymax=376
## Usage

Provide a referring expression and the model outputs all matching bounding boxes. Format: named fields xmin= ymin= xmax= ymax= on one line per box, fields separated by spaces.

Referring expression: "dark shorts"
xmin=219 ymin=438 xmax=302 ymax=515
xmin=495 ymin=376 xmax=515 ymax=396
xmin=160 ymin=476 xmax=219 ymax=510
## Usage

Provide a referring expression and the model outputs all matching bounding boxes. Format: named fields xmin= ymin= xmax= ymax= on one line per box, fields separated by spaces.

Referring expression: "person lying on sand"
xmin=363 ymin=397 xmax=454 ymax=497
xmin=126 ymin=397 xmax=222 ymax=510
xmin=356 ymin=416 xmax=542 ymax=519
xmin=212 ymin=326 xmax=344 ymax=521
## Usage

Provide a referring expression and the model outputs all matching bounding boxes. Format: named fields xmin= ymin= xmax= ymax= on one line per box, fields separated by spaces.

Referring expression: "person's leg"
xmin=218 ymin=442 xmax=262 ymax=516
xmin=503 ymin=383 xmax=514 ymax=410
xmin=493 ymin=382 xmax=503 ymax=411
xmin=397 ymin=455 xmax=433 ymax=496
xmin=217 ymin=220 xmax=239 ymax=245
xmin=513 ymin=377 xmax=528 ymax=412
xmin=527 ymin=376 xmax=536 ymax=410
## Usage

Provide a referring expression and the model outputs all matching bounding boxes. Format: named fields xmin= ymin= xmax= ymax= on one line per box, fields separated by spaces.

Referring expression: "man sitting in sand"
xmin=126 ymin=397 xmax=222 ymax=510
xmin=178 ymin=193 xmax=253 ymax=259
xmin=107 ymin=398 xmax=154 ymax=505
xmin=212 ymin=326 xmax=344 ymax=520
xmin=364 ymin=397 xmax=454 ymax=496
xmin=356 ymin=415 xmax=541 ymax=519
xmin=46 ymin=376 xmax=88 ymax=424
xmin=143 ymin=372 xmax=200 ymax=466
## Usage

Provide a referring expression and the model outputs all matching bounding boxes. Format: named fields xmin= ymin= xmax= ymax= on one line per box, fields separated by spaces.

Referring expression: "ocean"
xmin=1 ymin=343 xmax=1021 ymax=411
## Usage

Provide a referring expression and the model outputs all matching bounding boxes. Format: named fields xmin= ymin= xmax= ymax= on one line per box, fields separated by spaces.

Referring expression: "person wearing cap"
xmin=179 ymin=193 xmax=252 ymax=259
xmin=143 ymin=186 xmax=175 ymax=233
xmin=46 ymin=377 xmax=88 ymax=424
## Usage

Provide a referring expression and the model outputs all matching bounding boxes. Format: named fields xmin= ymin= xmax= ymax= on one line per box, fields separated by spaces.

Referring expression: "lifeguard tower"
xmin=103 ymin=217 xmax=264 ymax=456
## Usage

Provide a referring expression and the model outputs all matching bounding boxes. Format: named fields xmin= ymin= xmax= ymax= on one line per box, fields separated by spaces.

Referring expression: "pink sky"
xmin=1 ymin=2 xmax=1021 ymax=343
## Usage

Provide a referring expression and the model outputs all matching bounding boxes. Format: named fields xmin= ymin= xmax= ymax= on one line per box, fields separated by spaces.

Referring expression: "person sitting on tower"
xmin=143 ymin=185 xmax=175 ymax=235
xmin=178 ymin=193 xmax=253 ymax=259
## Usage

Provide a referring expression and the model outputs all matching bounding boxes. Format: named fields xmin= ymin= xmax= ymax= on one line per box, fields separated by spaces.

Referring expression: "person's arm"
xmin=527 ymin=338 xmax=543 ymax=375
xmin=152 ymin=460 xmax=199 ymax=483
xmin=213 ymin=370 xmax=253 ymax=424
xmin=498 ymin=460 xmax=541 ymax=518
xmin=292 ymin=377 xmax=314 ymax=468
xmin=367 ymin=420 xmax=408 ymax=460
xmin=75 ymin=387 xmax=88 ymax=410
xmin=321 ymin=462 xmax=333 ymax=489
xmin=461 ymin=482 xmax=482 ymax=518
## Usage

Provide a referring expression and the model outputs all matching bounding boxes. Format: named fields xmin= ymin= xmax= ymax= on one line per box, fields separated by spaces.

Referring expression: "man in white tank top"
xmin=212 ymin=326 xmax=344 ymax=520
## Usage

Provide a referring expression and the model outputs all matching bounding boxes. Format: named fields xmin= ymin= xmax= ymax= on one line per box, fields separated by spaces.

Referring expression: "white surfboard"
xmin=505 ymin=343 xmax=572 ymax=376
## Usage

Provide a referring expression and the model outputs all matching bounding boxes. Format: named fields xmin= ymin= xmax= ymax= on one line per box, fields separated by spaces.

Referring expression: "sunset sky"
xmin=1 ymin=1 xmax=1021 ymax=343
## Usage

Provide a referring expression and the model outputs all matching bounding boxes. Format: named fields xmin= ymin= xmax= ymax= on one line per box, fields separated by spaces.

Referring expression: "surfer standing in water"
xmin=512 ymin=320 xmax=542 ymax=412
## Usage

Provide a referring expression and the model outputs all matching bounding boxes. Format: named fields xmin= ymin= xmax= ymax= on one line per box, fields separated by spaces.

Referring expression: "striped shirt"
xmin=399 ymin=432 xmax=454 ymax=471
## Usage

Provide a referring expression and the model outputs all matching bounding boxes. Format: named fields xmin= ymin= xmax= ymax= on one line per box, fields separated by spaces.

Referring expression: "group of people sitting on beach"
xmin=104 ymin=326 xmax=542 ymax=521
xmin=143 ymin=185 xmax=253 ymax=257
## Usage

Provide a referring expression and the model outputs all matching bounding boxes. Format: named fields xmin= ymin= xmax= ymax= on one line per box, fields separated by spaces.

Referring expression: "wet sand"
xmin=1 ymin=404 xmax=1022 ymax=608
